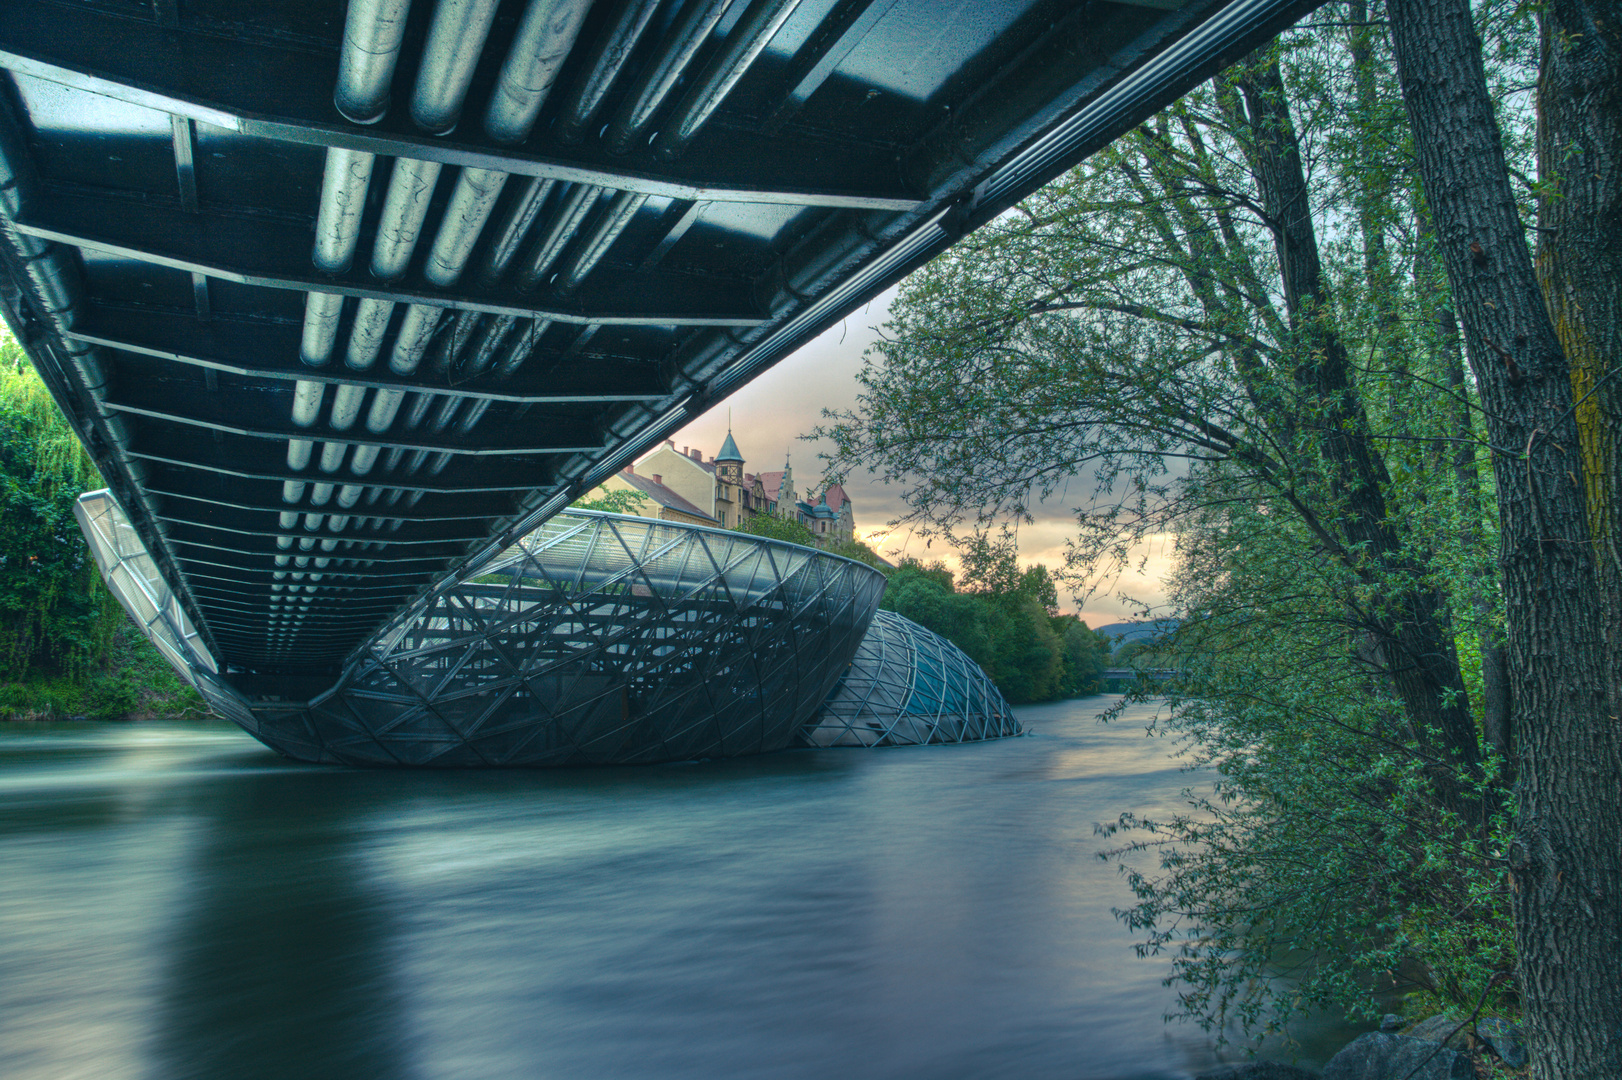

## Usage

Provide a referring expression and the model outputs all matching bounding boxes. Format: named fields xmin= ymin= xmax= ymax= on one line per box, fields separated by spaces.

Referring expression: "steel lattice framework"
xmin=76 ymin=488 xmax=224 ymax=694
xmin=83 ymin=490 xmax=889 ymax=765
xmin=801 ymin=609 xmax=1019 ymax=747
xmin=0 ymin=0 xmax=1321 ymax=691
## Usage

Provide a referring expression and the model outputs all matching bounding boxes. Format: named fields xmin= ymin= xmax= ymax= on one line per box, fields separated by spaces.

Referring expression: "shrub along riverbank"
xmin=0 ymin=338 xmax=204 ymax=721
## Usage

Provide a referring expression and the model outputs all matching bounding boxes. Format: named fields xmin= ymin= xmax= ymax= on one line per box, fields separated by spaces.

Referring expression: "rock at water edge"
xmin=1322 ymin=1032 xmax=1473 ymax=1080
xmin=1403 ymin=1015 xmax=1470 ymax=1049
xmin=1476 ymin=1017 xmax=1529 ymax=1069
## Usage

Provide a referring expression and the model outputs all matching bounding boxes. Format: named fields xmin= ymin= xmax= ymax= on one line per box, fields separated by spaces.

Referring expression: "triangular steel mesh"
xmin=800 ymin=610 xmax=1021 ymax=747
xmin=241 ymin=511 xmax=887 ymax=766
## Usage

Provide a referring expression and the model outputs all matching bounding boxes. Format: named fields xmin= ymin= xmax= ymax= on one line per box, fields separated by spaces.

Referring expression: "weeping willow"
xmin=0 ymin=331 xmax=121 ymax=680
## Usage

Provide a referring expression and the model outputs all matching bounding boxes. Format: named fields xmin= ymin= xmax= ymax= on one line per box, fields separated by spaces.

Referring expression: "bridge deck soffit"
xmin=1 ymin=0 xmax=1323 ymax=673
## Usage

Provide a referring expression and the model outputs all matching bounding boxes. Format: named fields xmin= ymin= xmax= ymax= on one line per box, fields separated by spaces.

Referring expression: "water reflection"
xmin=148 ymin=771 xmax=415 ymax=1080
xmin=0 ymin=702 xmax=1362 ymax=1080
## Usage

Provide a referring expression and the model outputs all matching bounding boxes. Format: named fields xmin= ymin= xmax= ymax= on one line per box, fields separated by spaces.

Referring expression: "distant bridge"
xmin=1 ymin=0 xmax=1317 ymax=708
xmin=1099 ymin=668 xmax=1184 ymax=694
xmin=1101 ymin=669 xmax=1182 ymax=682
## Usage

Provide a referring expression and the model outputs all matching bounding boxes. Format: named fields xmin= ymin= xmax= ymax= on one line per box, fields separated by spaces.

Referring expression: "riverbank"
xmin=1204 ymin=1013 xmax=1528 ymax=1079
xmin=0 ymin=627 xmax=204 ymax=722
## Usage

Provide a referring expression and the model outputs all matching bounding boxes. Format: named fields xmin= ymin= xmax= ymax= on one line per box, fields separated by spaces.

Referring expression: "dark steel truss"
xmin=11 ymin=0 xmax=1322 ymax=681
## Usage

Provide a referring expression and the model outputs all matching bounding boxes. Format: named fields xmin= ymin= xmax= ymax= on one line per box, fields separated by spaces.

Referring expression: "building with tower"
xmin=585 ymin=432 xmax=856 ymax=544
xmin=634 ymin=432 xmax=772 ymax=531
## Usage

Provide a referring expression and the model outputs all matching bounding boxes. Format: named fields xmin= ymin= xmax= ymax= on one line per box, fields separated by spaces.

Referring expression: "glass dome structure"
xmin=801 ymin=610 xmax=1021 ymax=747
xmin=80 ymin=492 xmax=886 ymax=767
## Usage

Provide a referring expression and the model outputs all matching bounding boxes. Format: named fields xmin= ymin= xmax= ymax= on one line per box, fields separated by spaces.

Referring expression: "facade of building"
xmin=636 ymin=435 xmax=776 ymax=531
xmin=761 ymin=457 xmax=855 ymax=544
xmin=800 ymin=483 xmax=855 ymax=543
xmin=612 ymin=434 xmax=858 ymax=544
xmin=588 ymin=469 xmax=718 ymax=527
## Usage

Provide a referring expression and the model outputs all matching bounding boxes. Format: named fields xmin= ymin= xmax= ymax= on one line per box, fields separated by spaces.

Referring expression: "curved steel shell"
xmin=801 ymin=610 xmax=1020 ymax=748
xmin=250 ymin=511 xmax=886 ymax=766
xmin=80 ymin=490 xmax=886 ymax=767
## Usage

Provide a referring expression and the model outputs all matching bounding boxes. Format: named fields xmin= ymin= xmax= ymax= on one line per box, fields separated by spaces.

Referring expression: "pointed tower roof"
xmin=715 ymin=429 xmax=744 ymax=463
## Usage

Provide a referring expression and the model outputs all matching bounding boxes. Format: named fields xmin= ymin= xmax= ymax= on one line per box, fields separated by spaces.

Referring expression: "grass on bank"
xmin=0 ymin=623 xmax=206 ymax=721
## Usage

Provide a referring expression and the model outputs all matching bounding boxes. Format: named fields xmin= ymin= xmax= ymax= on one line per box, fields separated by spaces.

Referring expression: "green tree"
xmin=819 ymin=10 xmax=1534 ymax=1038
xmin=1384 ymin=0 xmax=1622 ymax=1068
xmin=825 ymin=537 xmax=889 ymax=571
xmin=1053 ymin=616 xmax=1109 ymax=696
xmin=1104 ymin=474 xmax=1514 ymax=1037
xmin=893 ymin=556 xmax=955 ymax=592
xmin=986 ymin=597 xmax=1063 ymax=703
xmin=879 ymin=563 xmax=998 ymax=674
xmin=0 ymin=335 xmax=204 ymax=720
xmin=878 ymin=548 xmax=1080 ymax=704
xmin=570 ymin=487 xmax=650 ymax=515
xmin=0 ymin=342 xmax=119 ymax=679
xmin=732 ymin=512 xmax=818 ymax=546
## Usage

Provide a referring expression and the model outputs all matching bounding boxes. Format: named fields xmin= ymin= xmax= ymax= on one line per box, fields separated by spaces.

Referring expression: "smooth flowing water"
xmin=0 ymin=697 xmax=1360 ymax=1080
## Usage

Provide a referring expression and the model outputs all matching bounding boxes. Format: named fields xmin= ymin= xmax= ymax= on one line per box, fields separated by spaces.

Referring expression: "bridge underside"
xmin=0 ymin=0 xmax=1315 ymax=683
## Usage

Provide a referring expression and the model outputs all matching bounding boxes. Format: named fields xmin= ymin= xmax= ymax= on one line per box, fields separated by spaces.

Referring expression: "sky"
xmin=656 ymin=287 xmax=1177 ymax=628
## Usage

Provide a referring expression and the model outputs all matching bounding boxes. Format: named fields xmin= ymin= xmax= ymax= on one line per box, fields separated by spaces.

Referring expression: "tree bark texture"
xmin=1537 ymin=0 xmax=1622 ymax=616
xmin=1229 ymin=60 xmax=1483 ymax=788
xmin=1386 ymin=0 xmax=1622 ymax=1074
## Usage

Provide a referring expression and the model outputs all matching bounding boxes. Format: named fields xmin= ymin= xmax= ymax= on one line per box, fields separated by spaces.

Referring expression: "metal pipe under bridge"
xmin=0 ymin=0 xmax=1319 ymax=702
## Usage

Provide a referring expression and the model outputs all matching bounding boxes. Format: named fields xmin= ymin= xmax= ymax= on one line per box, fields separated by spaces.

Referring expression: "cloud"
xmin=668 ymin=288 xmax=1175 ymax=626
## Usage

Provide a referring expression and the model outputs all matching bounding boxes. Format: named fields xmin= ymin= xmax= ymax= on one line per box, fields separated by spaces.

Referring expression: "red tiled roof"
xmin=757 ymin=470 xmax=787 ymax=502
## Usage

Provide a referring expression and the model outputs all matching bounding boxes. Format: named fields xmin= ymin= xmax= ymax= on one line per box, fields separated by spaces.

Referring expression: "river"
xmin=0 ymin=696 xmax=1361 ymax=1080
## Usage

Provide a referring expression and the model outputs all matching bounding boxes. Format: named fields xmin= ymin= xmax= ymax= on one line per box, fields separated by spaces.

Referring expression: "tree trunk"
xmin=1228 ymin=59 xmax=1483 ymax=789
xmin=1386 ymin=0 xmax=1622 ymax=1074
xmin=1537 ymin=0 xmax=1622 ymax=621
xmin=1346 ymin=0 xmax=1409 ymax=397
xmin=1438 ymin=305 xmax=1514 ymax=767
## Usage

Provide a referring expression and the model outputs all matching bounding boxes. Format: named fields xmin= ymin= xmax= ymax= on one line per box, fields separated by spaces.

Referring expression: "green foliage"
xmin=879 ymin=552 xmax=1106 ymax=705
xmin=732 ymin=512 xmax=818 ymax=546
xmin=815 ymin=5 xmax=1536 ymax=1044
xmin=987 ymin=597 xmax=1064 ymax=703
xmin=0 ymin=340 xmax=120 ymax=681
xmin=1110 ymin=636 xmax=1183 ymax=670
xmin=880 ymin=563 xmax=993 ymax=660
xmin=1101 ymin=492 xmax=1515 ymax=1040
xmin=1055 ymin=616 xmax=1110 ymax=696
xmin=0 ymin=623 xmax=207 ymax=720
xmin=570 ymin=486 xmax=651 ymax=515
xmin=896 ymin=557 xmax=955 ymax=592
xmin=0 ymin=334 xmax=205 ymax=720
xmin=824 ymin=537 xmax=888 ymax=570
